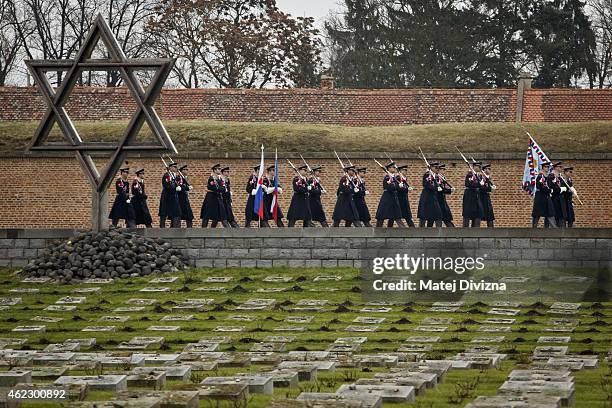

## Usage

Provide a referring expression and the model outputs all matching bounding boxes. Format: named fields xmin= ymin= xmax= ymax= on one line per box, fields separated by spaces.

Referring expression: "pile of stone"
xmin=19 ymin=229 xmax=187 ymax=284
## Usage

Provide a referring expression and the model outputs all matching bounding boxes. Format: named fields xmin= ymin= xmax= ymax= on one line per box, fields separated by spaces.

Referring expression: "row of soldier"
xmin=108 ymin=159 xmax=576 ymax=229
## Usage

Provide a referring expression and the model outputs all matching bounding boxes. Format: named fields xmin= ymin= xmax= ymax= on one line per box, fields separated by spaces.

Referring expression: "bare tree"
xmin=0 ymin=0 xmax=24 ymax=85
xmin=589 ymin=0 xmax=612 ymax=88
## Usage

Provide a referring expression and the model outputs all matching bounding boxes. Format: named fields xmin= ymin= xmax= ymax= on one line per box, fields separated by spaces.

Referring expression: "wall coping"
xmin=2 ymin=151 xmax=611 ymax=160
xmin=2 ymin=228 xmax=611 ymax=239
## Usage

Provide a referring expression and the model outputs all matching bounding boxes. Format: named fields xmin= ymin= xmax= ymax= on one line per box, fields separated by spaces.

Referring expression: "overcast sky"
xmin=276 ymin=0 xmax=342 ymax=28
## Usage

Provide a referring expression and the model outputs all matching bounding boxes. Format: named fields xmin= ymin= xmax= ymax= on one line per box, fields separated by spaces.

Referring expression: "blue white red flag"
xmin=271 ymin=148 xmax=279 ymax=222
xmin=253 ymin=144 xmax=265 ymax=218
xmin=522 ymin=133 xmax=550 ymax=197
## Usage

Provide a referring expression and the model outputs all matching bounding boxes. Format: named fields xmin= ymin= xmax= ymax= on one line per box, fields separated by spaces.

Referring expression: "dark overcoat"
xmin=532 ymin=173 xmax=555 ymax=218
xmin=462 ymin=171 xmax=484 ymax=219
xmin=200 ymin=175 xmax=227 ymax=221
xmin=159 ymin=172 xmax=181 ymax=219
xmin=353 ymin=178 xmax=371 ymax=222
xmin=417 ymin=171 xmax=442 ymax=221
xmin=332 ymin=175 xmax=360 ymax=222
xmin=131 ymin=179 xmax=152 ymax=225
xmin=376 ymin=175 xmax=402 ymax=220
xmin=479 ymin=176 xmax=495 ymax=222
xmin=109 ymin=178 xmax=135 ymax=221
xmin=287 ymin=176 xmax=312 ymax=221
xmin=177 ymin=175 xmax=194 ymax=221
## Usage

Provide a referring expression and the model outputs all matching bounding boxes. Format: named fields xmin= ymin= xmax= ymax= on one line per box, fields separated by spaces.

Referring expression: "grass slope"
xmin=0 ymin=266 xmax=609 ymax=407
xmin=1 ymin=120 xmax=611 ymax=153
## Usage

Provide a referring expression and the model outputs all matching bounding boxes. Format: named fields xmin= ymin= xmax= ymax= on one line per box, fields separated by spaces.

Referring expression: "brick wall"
xmin=0 ymin=156 xmax=609 ymax=229
xmin=1 ymin=228 xmax=610 ymax=268
xmin=1 ymin=86 xmax=612 ymax=125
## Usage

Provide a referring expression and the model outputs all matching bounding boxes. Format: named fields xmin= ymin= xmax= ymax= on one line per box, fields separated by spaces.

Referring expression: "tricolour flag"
xmin=253 ymin=144 xmax=265 ymax=219
xmin=271 ymin=148 xmax=279 ymax=222
xmin=522 ymin=132 xmax=550 ymax=197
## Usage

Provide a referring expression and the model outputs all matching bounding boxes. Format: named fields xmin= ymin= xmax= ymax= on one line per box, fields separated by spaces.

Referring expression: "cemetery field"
xmin=0 ymin=266 xmax=610 ymax=407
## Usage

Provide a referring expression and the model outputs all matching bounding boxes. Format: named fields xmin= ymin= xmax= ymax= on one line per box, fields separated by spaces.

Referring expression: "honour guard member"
xmin=396 ymin=164 xmax=416 ymax=227
xmin=354 ymin=167 xmax=372 ymax=227
xmin=375 ymin=162 xmax=406 ymax=227
xmin=131 ymin=168 xmax=152 ymax=228
xmin=221 ymin=166 xmax=239 ymax=228
xmin=462 ymin=161 xmax=485 ymax=227
xmin=109 ymin=165 xmax=136 ymax=228
xmin=550 ymin=161 xmax=567 ymax=228
xmin=177 ymin=165 xmax=194 ymax=228
xmin=287 ymin=165 xmax=312 ymax=227
xmin=308 ymin=166 xmax=329 ymax=227
xmin=245 ymin=165 xmax=270 ymax=227
xmin=480 ymin=163 xmax=495 ymax=228
xmin=159 ymin=161 xmax=182 ymax=228
xmin=532 ymin=161 xmax=557 ymax=228
xmin=265 ymin=165 xmax=285 ymax=227
xmin=332 ymin=165 xmax=362 ymax=227
xmin=200 ymin=163 xmax=229 ymax=228
xmin=417 ymin=162 xmax=443 ymax=227
xmin=437 ymin=163 xmax=455 ymax=227
xmin=561 ymin=166 xmax=576 ymax=227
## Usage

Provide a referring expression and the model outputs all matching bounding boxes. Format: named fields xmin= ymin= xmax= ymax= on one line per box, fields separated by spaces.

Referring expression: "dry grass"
xmin=1 ymin=119 xmax=611 ymax=153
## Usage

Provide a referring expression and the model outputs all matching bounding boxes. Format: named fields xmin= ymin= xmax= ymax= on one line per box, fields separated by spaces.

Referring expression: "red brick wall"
xmin=1 ymin=86 xmax=612 ymax=125
xmin=0 ymin=157 xmax=609 ymax=228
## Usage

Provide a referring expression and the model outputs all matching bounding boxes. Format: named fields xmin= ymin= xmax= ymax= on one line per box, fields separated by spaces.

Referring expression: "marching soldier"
xmin=221 ymin=166 xmax=239 ymax=228
xmin=109 ymin=165 xmax=136 ymax=228
xmin=436 ymin=164 xmax=455 ymax=227
xmin=561 ymin=166 xmax=576 ymax=227
xmin=332 ymin=165 xmax=362 ymax=227
xmin=462 ymin=161 xmax=485 ymax=227
xmin=396 ymin=164 xmax=416 ymax=227
xmin=375 ymin=162 xmax=405 ymax=228
xmin=308 ymin=166 xmax=329 ymax=227
xmin=159 ymin=162 xmax=182 ymax=228
xmin=131 ymin=168 xmax=152 ymax=228
xmin=417 ymin=162 xmax=443 ymax=227
xmin=245 ymin=165 xmax=270 ymax=228
xmin=265 ymin=165 xmax=285 ymax=227
xmin=480 ymin=163 xmax=495 ymax=228
xmin=532 ymin=161 xmax=557 ymax=228
xmin=177 ymin=165 xmax=194 ymax=228
xmin=200 ymin=164 xmax=229 ymax=228
xmin=287 ymin=165 xmax=312 ymax=227
xmin=549 ymin=161 xmax=567 ymax=228
xmin=354 ymin=167 xmax=372 ymax=227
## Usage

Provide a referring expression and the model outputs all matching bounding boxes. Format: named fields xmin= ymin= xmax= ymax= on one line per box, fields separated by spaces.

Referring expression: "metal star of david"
xmin=25 ymin=14 xmax=177 ymax=193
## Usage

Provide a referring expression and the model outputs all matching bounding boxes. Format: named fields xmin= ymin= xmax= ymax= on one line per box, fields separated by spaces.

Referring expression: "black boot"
xmin=320 ymin=221 xmax=330 ymax=227
xmin=202 ymin=219 xmax=209 ymax=228
xmin=333 ymin=220 xmax=341 ymax=227
xmin=375 ymin=219 xmax=384 ymax=227
xmin=363 ymin=221 xmax=373 ymax=227
xmin=395 ymin=219 xmax=407 ymax=228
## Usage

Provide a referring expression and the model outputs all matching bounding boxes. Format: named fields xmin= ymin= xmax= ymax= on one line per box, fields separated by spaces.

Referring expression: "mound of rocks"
xmin=20 ymin=229 xmax=188 ymax=284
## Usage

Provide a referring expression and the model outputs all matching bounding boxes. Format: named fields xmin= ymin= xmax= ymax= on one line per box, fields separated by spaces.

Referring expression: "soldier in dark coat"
xmin=479 ymin=163 xmax=495 ymax=228
xmin=332 ymin=166 xmax=362 ymax=227
xmin=549 ymin=161 xmax=567 ymax=228
xmin=532 ymin=161 xmax=557 ymax=228
xmin=462 ymin=161 xmax=485 ymax=228
xmin=131 ymin=168 xmax=152 ymax=228
xmin=177 ymin=165 xmax=194 ymax=228
xmin=395 ymin=165 xmax=416 ymax=227
xmin=436 ymin=164 xmax=454 ymax=227
xmin=308 ymin=166 xmax=328 ymax=227
xmin=354 ymin=167 xmax=372 ymax=227
xmin=200 ymin=163 xmax=229 ymax=228
xmin=109 ymin=166 xmax=136 ymax=228
xmin=375 ymin=162 xmax=406 ymax=227
xmin=221 ymin=167 xmax=239 ymax=228
xmin=560 ymin=166 xmax=576 ymax=227
xmin=159 ymin=162 xmax=181 ymax=228
xmin=287 ymin=165 xmax=312 ymax=227
xmin=265 ymin=165 xmax=285 ymax=227
xmin=245 ymin=165 xmax=270 ymax=228
xmin=417 ymin=163 xmax=443 ymax=227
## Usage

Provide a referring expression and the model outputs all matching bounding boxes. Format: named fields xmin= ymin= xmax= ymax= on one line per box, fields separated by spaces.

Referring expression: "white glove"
xmin=268 ymin=186 xmax=276 ymax=194
xmin=187 ymin=185 xmax=192 ymax=191
xmin=365 ymin=190 xmax=370 ymax=195
xmin=451 ymin=187 xmax=456 ymax=192
xmin=354 ymin=188 xmax=359 ymax=193
xmin=176 ymin=186 xmax=182 ymax=192
xmin=251 ymin=189 xmax=257 ymax=196
xmin=230 ymin=191 xmax=233 ymax=196
xmin=307 ymin=185 xmax=312 ymax=191
xmin=491 ymin=185 xmax=497 ymax=190
xmin=408 ymin=186 xmax=414 ymax=191
xmin=479 ymin=180 xmax=485 ymax=186
xmin=399 ymin=182 xmax=405 ymax=188
xmin=278 ymin=187 xmax=283 ymax=194
xmin=437 ymin=187 xmax=443 ymax=192
xmin=560 ymin=187 xmax=567 ymax=193
xmin=126 ymin=199 xmax=131 ymax=204
xmin=321 ymin=189 xmax=327 ymax=194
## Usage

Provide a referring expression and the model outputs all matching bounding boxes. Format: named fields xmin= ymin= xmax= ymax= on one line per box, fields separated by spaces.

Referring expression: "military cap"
xmin=211 ymin=163 xmax=221 ymax=170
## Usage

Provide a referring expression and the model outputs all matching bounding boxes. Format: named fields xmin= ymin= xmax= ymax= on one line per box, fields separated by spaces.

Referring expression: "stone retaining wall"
xmin=0 ymin=228 xmax=610 ymax=269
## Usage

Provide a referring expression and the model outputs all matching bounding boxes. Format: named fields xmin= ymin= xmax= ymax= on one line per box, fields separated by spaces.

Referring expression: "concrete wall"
xmin=1 ymin=228 xmax=610 ymax=269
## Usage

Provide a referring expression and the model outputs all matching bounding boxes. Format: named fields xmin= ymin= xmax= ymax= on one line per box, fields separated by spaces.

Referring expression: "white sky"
xmin=276 ymin=0 xmax=342 ymax=28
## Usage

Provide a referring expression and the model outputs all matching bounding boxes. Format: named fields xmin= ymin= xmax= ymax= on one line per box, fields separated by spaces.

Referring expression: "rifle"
xmin=286 ymin=159 xmax=302 ymax=176
xmin=160 ymin=156 xmax=176 ymax=181
xmin=334 ymin=151 xmax=358 ymax=188
xmin=559 ymin=174 xmax=584 ymax=205
xmin=163 ymin=154 xmax=186 ymax=179
xmin=385 ymin=152 xmax=408 ymax=184
xmin=455 ymin=147 xmax=475 ymax=173
xmin=300 ymin=154 xmax=326 ymax=192
xmin=373 ymin=158 xmax=394 ymax=178
xmin=417 ymin=147 xmax=434 ymax=175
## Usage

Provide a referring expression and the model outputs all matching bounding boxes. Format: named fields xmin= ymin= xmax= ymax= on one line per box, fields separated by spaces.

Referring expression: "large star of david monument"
xmin=25 ymin=14 xmax=176 ymax=231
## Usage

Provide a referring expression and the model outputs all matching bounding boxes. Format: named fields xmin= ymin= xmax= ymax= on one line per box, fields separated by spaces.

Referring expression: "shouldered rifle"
xmin=418 ymin=147 xmax=434 ymax=176
xmin=160 ymin=156 xmax=175 ymax=180
xmin=286 ymin=159 xmax=302 ymax=176
xmin=559 ymin=174 xmax=584 ymax=205
xmin=163 ymin=154 xmax=186 ymax=179
xmin=334 ymin=151 xmax=358 ymax=188
xmin=455 ymin=147 xmax=475 ymax=173
xmin=300 ymin=154 xmax=326 ymax=192
xmin=373 ymin=158 xmax=394 ymax=178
